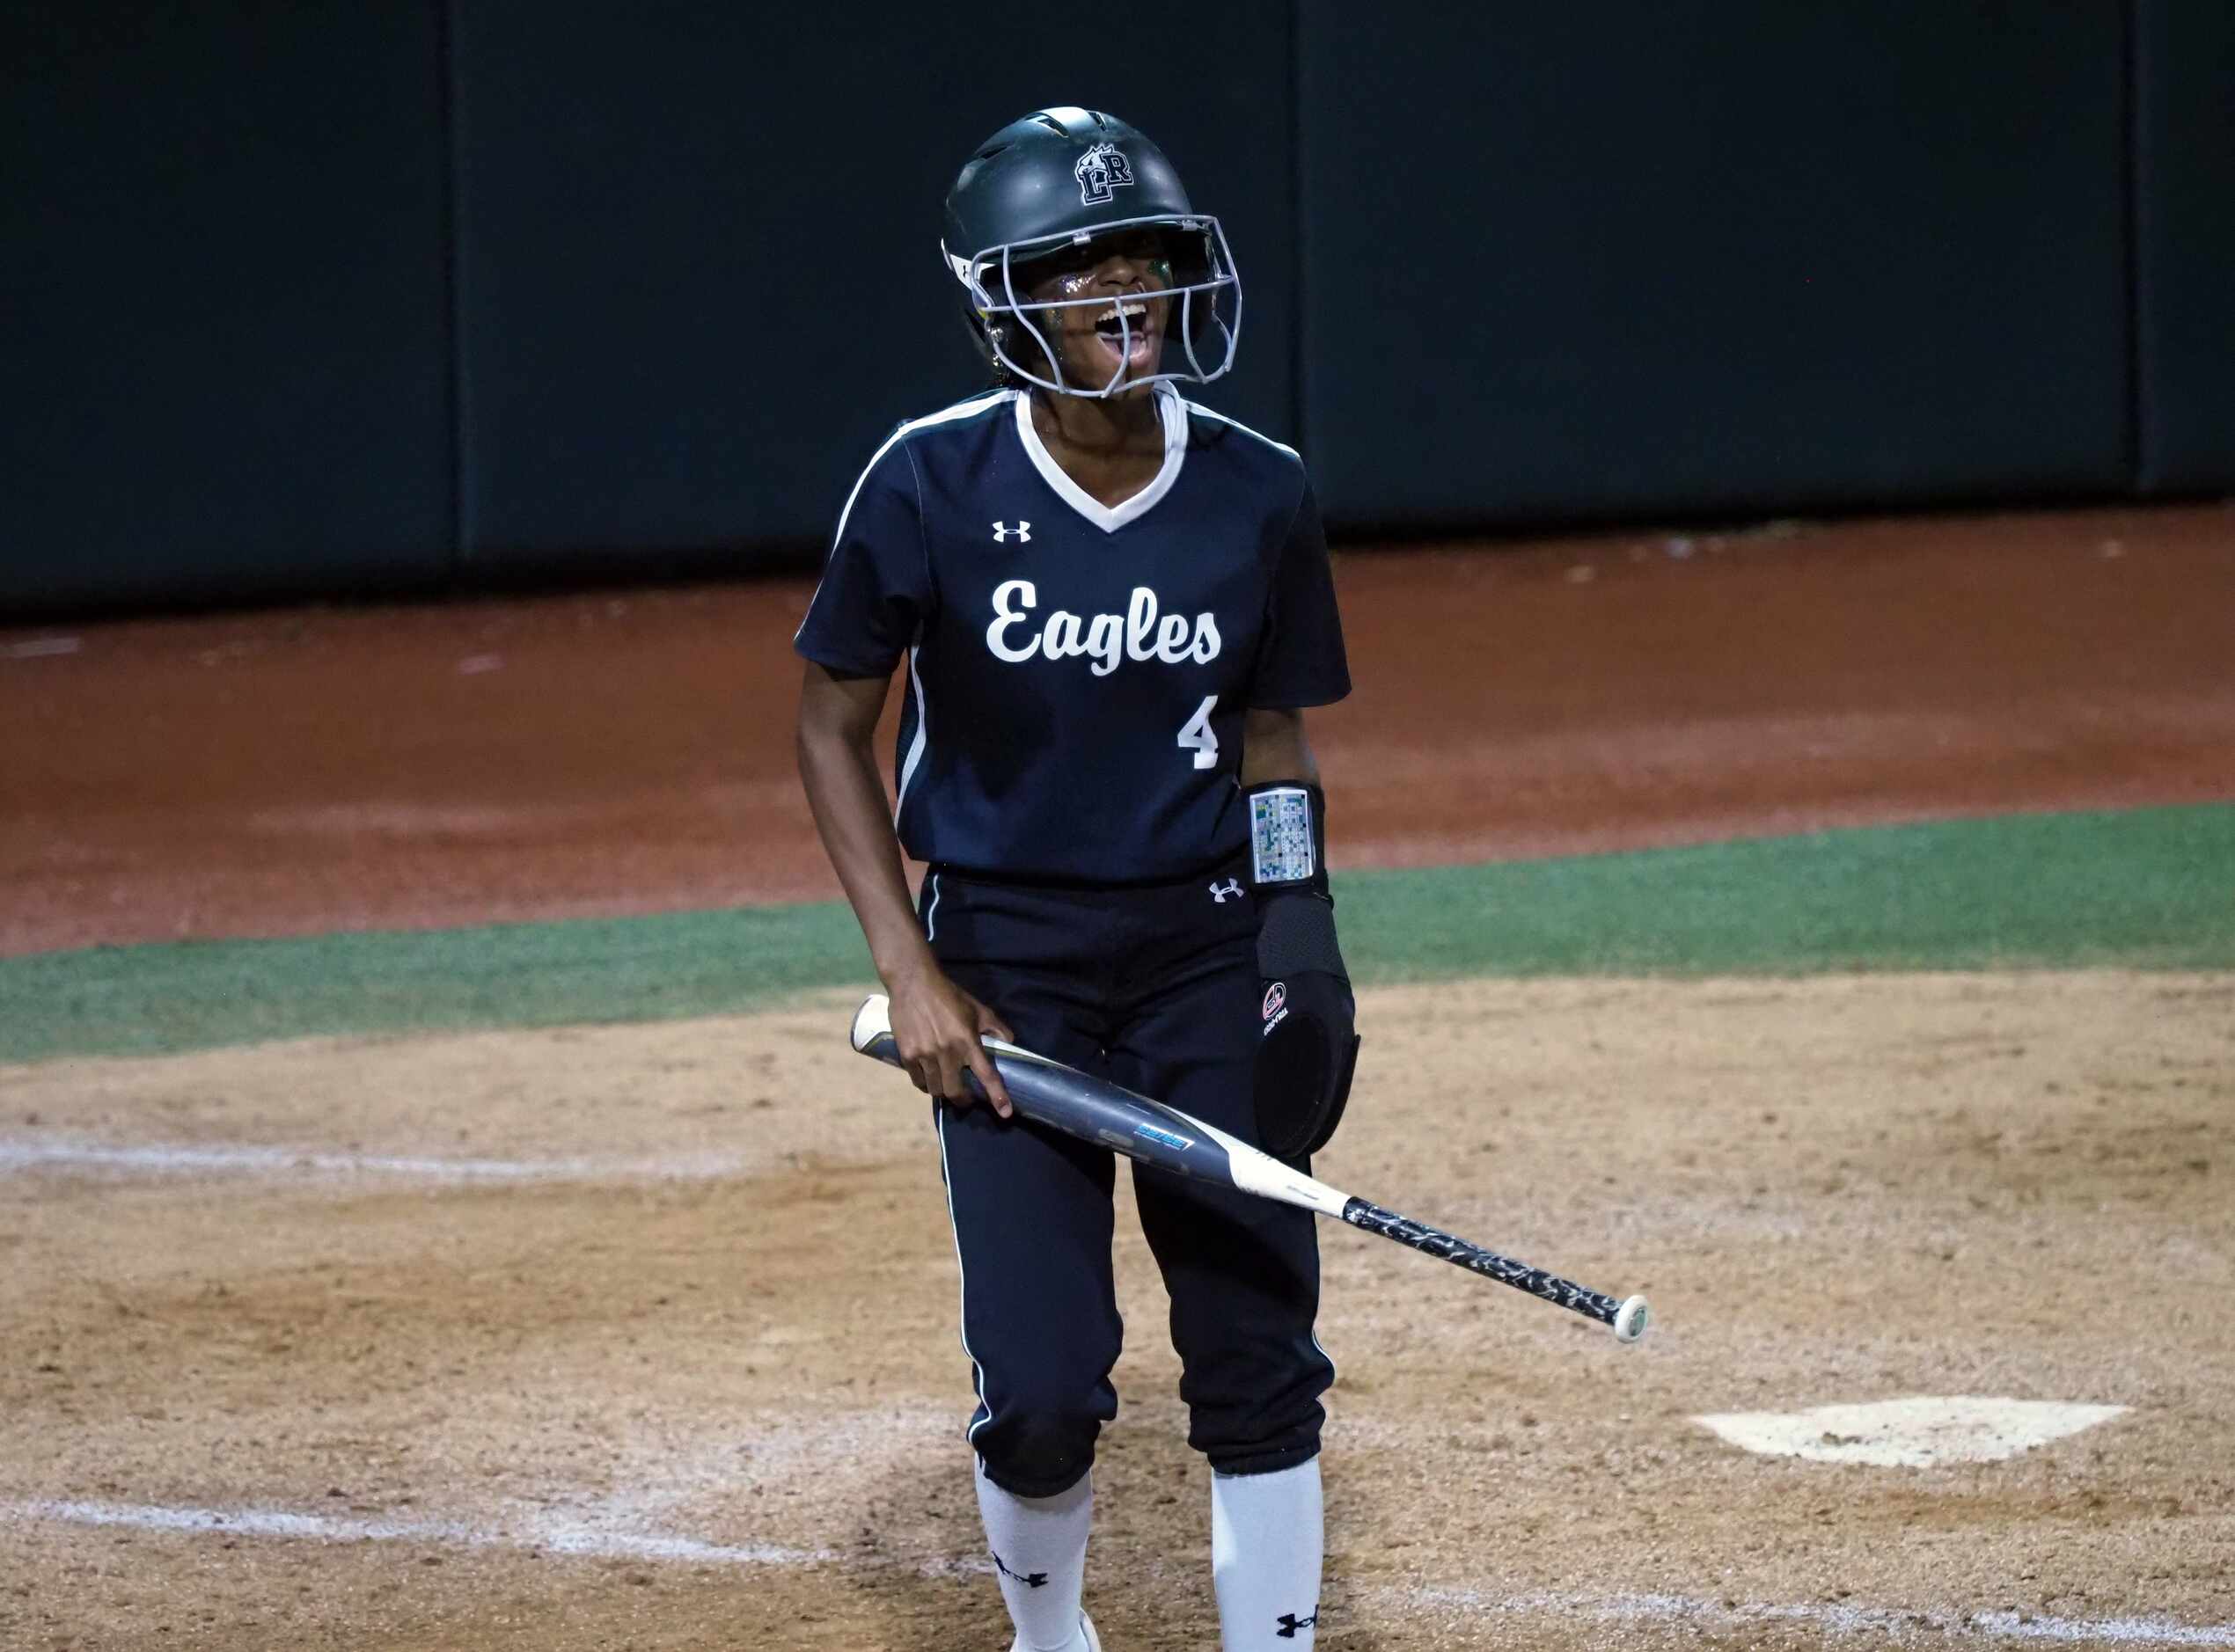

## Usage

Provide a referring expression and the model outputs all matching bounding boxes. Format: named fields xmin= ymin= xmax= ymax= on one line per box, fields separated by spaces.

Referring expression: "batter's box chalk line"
xmin=1391 ymin=1585 xmax=2235 ymax=1648
xmin=6 ymin=1499 xmax=2231 ymax=1646
xmin=0 ymin=1136 xmax=748 ymax=1184
xmin=3 ymin=1499 xmax=832 ymax=1568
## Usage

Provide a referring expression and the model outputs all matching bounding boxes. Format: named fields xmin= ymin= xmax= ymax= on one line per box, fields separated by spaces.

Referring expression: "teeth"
xmin=1094 ymin=301 xmax=1149 ymax=324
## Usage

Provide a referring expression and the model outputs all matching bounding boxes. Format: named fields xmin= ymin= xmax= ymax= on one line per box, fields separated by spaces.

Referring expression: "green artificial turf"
xmin=3 ymin=804 xmax=2229 ymax=1064
xmin=1338 ymin=801 xmax=2235 ymax=982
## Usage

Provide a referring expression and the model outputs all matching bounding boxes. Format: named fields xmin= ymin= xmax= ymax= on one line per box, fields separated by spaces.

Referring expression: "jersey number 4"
xmin=1177 ymin=695 xmax=1219 ymax=771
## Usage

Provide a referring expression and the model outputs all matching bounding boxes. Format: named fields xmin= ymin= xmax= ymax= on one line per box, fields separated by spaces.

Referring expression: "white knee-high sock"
xmin=975 ymin=1458 xmax=1094 ymax=1652
xmin=1212 ymin=1458 xmax=1324 ymax=1649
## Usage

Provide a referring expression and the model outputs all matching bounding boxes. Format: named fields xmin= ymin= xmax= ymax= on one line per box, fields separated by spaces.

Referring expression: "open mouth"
xmin=1090 ymin=299 xmax=1158 ymax=371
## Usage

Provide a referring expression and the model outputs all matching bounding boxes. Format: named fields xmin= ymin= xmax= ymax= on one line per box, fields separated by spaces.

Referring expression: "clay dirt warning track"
xmin=2 ymin=503 xmax=2233 ymax=1648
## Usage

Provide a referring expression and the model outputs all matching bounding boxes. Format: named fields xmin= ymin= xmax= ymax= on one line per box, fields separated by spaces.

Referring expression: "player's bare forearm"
xmin=795 ymin=661 xmax=1014 ymax=1111
xmin=1239 ymin=706 xmax=1321 ymax=787
xmin=794 ymin=662 xmax=935 ymax=983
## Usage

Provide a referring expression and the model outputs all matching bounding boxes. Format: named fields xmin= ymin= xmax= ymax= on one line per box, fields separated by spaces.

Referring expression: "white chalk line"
xmin=7 ymin=1498 xmax=2231 ymax=1645
xmin=0 ymin=1137 xmax=746 ymax=1184
xmin=3 ymin=1499 xmax=829 ymax=1568
xmin=1387 ymin=1583 xmax=2235 ymax=1647
xmin=2 ymin=635 xmax=82 ymax=660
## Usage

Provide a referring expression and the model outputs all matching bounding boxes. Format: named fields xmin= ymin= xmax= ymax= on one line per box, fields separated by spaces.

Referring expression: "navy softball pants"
xmin=924 ymin=861 xmax=1334 ymax=1498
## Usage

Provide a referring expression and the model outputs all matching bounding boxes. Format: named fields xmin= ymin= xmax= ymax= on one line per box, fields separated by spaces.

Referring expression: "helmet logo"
xmin=1074 ymin=143 xmax=1136 ymax=207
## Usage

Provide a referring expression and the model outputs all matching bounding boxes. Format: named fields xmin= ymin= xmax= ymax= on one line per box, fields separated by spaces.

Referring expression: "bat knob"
xmin=851 ymin=995 xmax=893 ymax=1053
xmin=1612 ymin=1295 xmax=1651 ymax=1344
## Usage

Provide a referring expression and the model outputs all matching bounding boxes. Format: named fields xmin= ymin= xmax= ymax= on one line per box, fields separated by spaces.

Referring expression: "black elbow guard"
xmin=1245 ymin=780 xmax=1359 ymax=1160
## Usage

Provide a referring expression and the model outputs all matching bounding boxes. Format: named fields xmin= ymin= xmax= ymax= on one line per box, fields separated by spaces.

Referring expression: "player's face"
xmin=1021 ymin=228 xmax=1176 ymax=393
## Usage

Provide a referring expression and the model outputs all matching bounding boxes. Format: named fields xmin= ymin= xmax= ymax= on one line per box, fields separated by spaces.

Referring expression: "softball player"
xmin=795 ymin=107 xmax=1359 ymax=1652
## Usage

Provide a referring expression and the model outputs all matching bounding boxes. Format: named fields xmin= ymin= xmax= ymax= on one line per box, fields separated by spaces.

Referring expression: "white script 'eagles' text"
xmin=986 ymin=581 xmax=1220 ymax=676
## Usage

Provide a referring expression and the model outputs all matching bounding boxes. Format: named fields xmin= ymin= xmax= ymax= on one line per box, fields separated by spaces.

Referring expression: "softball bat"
xmin=849 ymin=994 xmax=1649 ymax=1343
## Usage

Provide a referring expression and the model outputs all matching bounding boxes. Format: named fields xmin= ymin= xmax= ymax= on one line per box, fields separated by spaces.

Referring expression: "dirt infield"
xmin=3 ymin=973 xmax=2230 ymax=1649
xmin=4 ymin=503 xmax=2231 ymax=955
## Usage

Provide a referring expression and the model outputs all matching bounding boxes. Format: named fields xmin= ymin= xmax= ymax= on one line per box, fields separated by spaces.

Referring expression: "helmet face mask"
xmin=944 ymin=214 xmax=1242 ymax=398
xmin=941 ymin=108 xmax=1243 ymax=399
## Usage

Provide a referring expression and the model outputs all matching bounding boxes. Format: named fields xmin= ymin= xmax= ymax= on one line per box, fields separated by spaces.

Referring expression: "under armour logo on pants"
xmin=1276 ymin=1608 xmax=1318 ymax=1638
xmin=1208 ymin=878 xmax=1242 ymax=903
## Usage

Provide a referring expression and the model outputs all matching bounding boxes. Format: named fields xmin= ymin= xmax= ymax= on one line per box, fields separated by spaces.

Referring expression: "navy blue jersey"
xmin=795 ymin=385 xmax=1349 ymax=884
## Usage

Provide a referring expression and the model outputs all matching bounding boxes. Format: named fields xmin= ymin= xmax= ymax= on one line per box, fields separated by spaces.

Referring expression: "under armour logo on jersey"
xmin=1209 ymin=878 xmax=1242 ymax=903
xmin=1275 ymin=1606 xmax=1319 ymax=1638
xmin=992 ymin=521 xmax=1031 ymax=543
xmin=1074 ymin=142 xmax=1135 ymax=206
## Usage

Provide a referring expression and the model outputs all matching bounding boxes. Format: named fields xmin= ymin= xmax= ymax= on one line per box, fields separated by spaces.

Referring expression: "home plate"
xmin=1694 ymin=1396 xmax=2128 ymax=1466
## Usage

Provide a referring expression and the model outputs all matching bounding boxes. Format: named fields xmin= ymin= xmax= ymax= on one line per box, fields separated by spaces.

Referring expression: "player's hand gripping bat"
xmin=849 ymin=994 xmax=1649 ymax=1343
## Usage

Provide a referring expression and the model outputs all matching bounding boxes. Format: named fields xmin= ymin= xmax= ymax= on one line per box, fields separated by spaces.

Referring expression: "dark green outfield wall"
xmin=1298 ymin=6 xmax=2132 ymax=524
xmin=2136 ymin=0 xmax=2235 ymax=493
xmin=4 ymin=3 xmax=2231 ymax=611
xmin=1 ymin=5 xmax=454 ymax=606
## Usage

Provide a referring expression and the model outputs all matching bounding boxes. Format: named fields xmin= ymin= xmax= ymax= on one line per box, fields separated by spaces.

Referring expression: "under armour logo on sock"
xmin=992 ymin=520 xmax=1031 ymax=543
xmin=1275 ymin=1606 xmax=1319 ymax=1638
xmin=1208 ymin=877 xmax=1242 ymax=903
xmin=991 ymin=1548 xmax=1049 ymax=1589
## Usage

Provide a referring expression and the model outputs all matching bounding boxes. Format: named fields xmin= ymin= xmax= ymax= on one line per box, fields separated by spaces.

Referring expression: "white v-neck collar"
xmin=1012 ymin=385 xmax=1188 ymax=534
